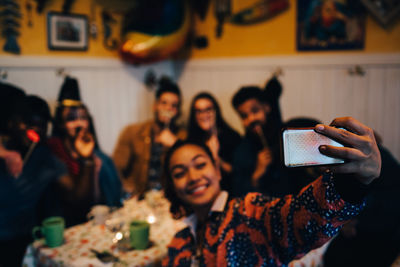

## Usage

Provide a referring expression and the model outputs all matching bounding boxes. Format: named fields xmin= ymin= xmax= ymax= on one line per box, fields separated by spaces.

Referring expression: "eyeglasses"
xmin=64 ymin=113 xmax=89 ymax=122
xmin=195 ymin=107 xmax=215 ymax=115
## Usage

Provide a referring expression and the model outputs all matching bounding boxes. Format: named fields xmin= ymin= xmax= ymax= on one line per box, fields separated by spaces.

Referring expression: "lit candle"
xmin=147 ymin=214 xmax=156 ymax=224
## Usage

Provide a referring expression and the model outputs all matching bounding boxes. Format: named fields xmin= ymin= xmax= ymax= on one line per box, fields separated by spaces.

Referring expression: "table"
xmin=23 ymin=190 xmax=400 ymax=267
xmin=23 ymin=190 xmax=186 ymax=267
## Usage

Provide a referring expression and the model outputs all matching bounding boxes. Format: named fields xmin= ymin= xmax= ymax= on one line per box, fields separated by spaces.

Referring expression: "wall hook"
xmin=272 ymin=67 xmax=283 ymax=78
xmin=0 ymin=69 xmax=8 ymax=80
xmin=56 ymin=68 xmax=69 ymax=77
xmin=348 ymin=65 xmax=365 ymax=76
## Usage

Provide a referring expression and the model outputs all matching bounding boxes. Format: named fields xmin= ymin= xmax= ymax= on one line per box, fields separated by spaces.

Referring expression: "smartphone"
xmin=282 ymin=128 xmax=345 ymax=167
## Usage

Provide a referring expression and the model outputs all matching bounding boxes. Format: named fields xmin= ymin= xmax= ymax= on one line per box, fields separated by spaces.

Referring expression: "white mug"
xmin=87 ymin=205 xmax=110 ymax=225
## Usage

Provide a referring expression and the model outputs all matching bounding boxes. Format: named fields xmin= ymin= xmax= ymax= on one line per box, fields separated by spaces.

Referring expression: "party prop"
xmin=120 ymin=0 xmax=190 ymax=64
xmin=264 ymin=75 xmax=283 ymax=127
xmin=23 ymin=129 xmax=40 ymax=164
xmin=255 ymin=125 xmax=269 ymax=149
xmin=231 ymin=0 xmax=289 ymax=25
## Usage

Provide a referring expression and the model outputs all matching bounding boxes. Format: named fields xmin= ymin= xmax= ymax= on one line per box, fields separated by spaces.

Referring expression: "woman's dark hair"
xmin=52 ymin=104 xmax=100 ymax=148
xmin=0 ymin=82 xmax=25 ymax=135
xmin=188 ymin=92 xmax=237 ymax=143
xmin=162 ymin=139 xmax=216 ymax=219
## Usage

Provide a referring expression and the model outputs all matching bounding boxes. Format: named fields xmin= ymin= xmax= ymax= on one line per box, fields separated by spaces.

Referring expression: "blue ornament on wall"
xmin=0 ymin=0 xmax=21 ymax=54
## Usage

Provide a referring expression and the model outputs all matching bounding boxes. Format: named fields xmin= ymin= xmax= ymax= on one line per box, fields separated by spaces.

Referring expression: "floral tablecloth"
xmin=23 ymin=190 xmax=185 ymax=267
xmin=23 ymin=190 xmax=400 ymax=267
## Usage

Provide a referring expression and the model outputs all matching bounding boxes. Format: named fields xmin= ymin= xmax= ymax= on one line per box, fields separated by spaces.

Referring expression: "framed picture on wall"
xmin=361 ymin=0 xmax=400 ymax=28
xmin=297 ymin=0 xmax=366 ymax=51
xmin=47 ymin=12 xmax=88 ymax=51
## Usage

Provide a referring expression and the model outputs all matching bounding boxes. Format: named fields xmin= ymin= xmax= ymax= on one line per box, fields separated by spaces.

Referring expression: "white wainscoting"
xmin=173 ymin=53 xmax=400 ymax=162
xmin=2 ymin=54 xmax=400 ymax=162
xmin=1 ymin=56 xmax=174 ymax=155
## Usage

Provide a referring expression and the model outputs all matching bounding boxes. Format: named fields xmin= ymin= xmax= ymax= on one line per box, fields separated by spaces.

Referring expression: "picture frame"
xmin=360 ymin=0 xmax=400 ymax=28
xmin=47 ymin=12 xmax=88 ymax=51
xmin=296 ymin=0 xmax=366 ymax=51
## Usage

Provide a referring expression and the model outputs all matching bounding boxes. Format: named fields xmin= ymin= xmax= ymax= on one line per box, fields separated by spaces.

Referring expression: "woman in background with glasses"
xmin=187 ymin=92 xmax=241 ymax=193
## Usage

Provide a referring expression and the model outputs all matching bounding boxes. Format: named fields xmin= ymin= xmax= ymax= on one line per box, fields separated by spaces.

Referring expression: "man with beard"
xmin=231 ymin=86 xmax=293 ymax=198
xmin=113 ymin=77 xmax=186 ymax=196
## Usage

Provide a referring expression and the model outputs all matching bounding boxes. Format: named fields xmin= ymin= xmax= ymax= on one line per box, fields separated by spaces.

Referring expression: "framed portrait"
xmin=297 ymin=0 xmax=366 ymax=51
xmin=47 ymin=12 xmax=88 ymax=51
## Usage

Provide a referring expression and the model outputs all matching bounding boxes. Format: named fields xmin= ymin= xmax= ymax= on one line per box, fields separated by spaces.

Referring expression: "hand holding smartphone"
xmin=282 ymin=128 xmax=344 ymax=167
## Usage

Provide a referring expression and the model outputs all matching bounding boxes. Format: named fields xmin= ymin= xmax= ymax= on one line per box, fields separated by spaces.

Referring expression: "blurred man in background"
xmin=113 ymin=77 xmax=186 ymax=196
xmin=0 ymin=83 xmax=66 ymax=267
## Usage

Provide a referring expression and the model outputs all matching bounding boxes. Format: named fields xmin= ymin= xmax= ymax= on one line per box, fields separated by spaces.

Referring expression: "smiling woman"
xmin=169 ymin=143 xmax=221 ymax=211
xmin=163 ymin=141 xmax=218 ymax=219
xmin=187 ymin=92 xmax=241 ymax=194
xmin=161 ymin=115 xmax=382 ymax=267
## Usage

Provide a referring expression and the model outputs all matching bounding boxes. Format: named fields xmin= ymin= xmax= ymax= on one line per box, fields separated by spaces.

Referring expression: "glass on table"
xmin=105 ymin=217 xmax=125 ymax=244
xmin=87 ymin=205 xmax=110 ymax=225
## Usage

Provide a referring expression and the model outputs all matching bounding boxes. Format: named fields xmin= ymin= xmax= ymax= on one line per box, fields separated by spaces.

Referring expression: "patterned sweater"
xmin=162 ymin=173 xmax=365 ymax=267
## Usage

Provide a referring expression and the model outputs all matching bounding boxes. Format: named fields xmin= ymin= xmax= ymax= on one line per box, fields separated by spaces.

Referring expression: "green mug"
xmin=129 ymin=220 xmax=150 ymax=250
xmin=33 ymin=216 xmax=65 ymax=248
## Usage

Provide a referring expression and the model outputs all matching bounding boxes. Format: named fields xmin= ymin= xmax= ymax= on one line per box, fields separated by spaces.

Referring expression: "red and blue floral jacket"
xmin=162 ymin=173 xmax=365 ymax=267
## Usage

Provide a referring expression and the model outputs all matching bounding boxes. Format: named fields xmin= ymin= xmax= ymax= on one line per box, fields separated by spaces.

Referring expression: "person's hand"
xmin=315 ymin=117 xmax=381 ymax=185
xmin=156 ymin=128 xmax=177 ymax=147
xmin=252 ymin=148 xmax=272 ymax=186
xmin=1 ymin=149 xmax=23 ymax=178
xmin=74 ymin=129 xmax=95 ymax=158
xmin=206 ymin=134 xmax=220 ymax=161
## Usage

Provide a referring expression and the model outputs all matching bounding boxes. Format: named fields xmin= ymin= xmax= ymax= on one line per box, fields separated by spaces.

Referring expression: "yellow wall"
xmin=1 ymin=0 xmax=399 ymax=58
xmin=0 ymin=0 xmax=122 ymax=57
xmin=192 ymin=0 xmax=400 ymax=58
